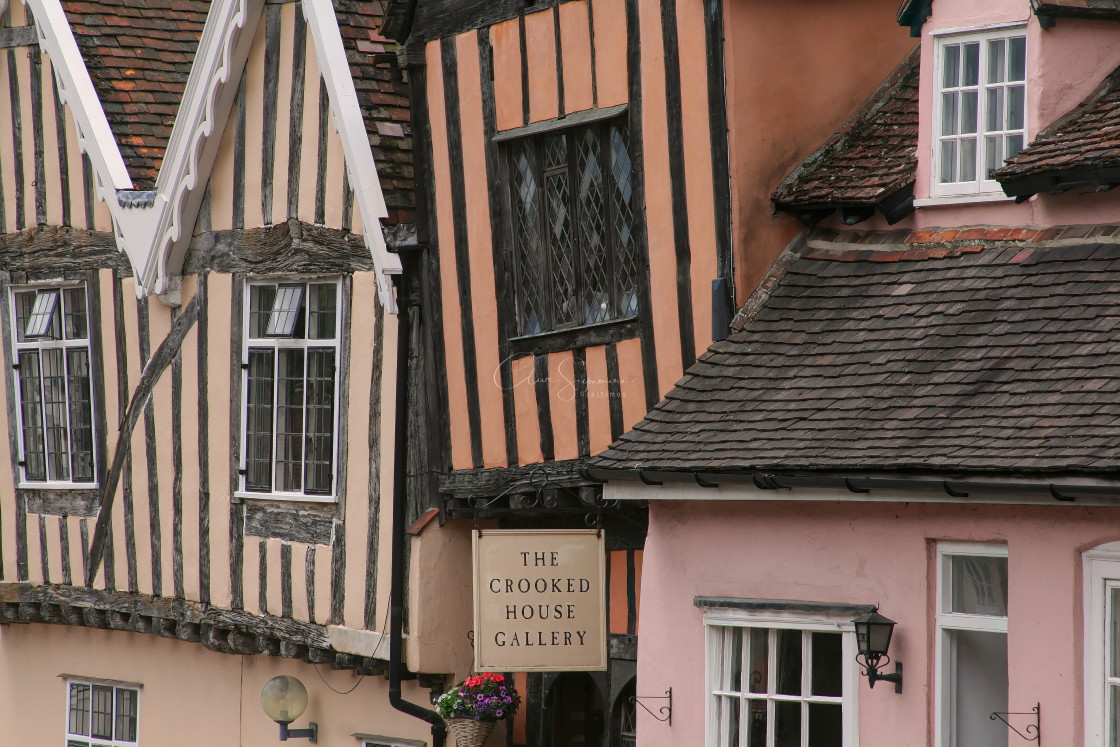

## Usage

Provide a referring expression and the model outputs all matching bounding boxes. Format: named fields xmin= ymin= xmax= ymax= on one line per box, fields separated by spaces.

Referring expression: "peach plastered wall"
xmin=722 ymin=0 xmax=915 ymax=300
xmin=0 ymin=623 xmax=437 ymax=746
xmin=631 ymin=498 xmax=1120 ymax=747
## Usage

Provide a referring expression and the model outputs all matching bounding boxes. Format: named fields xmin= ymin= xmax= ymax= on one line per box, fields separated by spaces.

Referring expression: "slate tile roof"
xmin=593 ymin=226 xmax=1120 ymax=476
xmin=771 ymin=48 xmax=918 ymax=214
xmin=62 ymin=0 xmax=209 ymax=191
xmin=993 ymin=64 xmax=1120 ymax=196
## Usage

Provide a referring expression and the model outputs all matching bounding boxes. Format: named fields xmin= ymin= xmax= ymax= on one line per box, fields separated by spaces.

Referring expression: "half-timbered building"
xmin=380 ymin=0 xmax=913 ymax=743
xmin=0 ymin=0 xmax=458 ymax=744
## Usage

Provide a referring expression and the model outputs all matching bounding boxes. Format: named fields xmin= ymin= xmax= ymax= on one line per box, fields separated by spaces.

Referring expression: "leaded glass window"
xmin=66 ymin=681 xmax=139 ymax=746
xmin=242 ymin=279 xmax=340 ymax=500
xmin=504 ymin=118 xmax=640 ymax=337
xmin=11 ymin=285 xmax=96 ymax=485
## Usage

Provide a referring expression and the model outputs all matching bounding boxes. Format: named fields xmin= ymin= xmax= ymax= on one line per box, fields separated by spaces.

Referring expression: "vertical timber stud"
xmin=553 ymin=5 xmax=565 ymax=117
xmin=363 ymin=308 xmax=385 ymax=629
xmin=287 ymin=16 xmax=307 ymax=220
xmin=441 ymin=36 xmax=485 ymax=468
xmin=0 ymin=273 xmax=13 ymax=581
xmin=704 ymin=0 xmax=733 ymax=309
xmin=30 ymin=37 xmax=46 ymax=226
xmin=625 ymin=0 xmax=660 ymax=410
xmin=660 ymin=0 xmax=696 ymax=369
xmin=477 ymin=28 xmax=519 ymax=467
xmin=197 ymin=274 xmax=211 ymax=604
xmin=229 ymin=276 xmax=245 ymax=610
xmin=233 ymin=70 xmax=247 ymax=230
xmin=261 ymin=3 xmax=281 ymax=226
xmin=137 ymin=296 xmax=162 ymax=595
xmin=112 ymin=271 xmax=139 ymax=594
xmin=8 ymin=43 xmax=25 ymax=230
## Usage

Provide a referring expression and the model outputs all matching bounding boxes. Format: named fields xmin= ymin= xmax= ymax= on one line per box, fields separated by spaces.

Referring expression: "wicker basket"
xmin=445 ymin=718 xmax=497 ymax=747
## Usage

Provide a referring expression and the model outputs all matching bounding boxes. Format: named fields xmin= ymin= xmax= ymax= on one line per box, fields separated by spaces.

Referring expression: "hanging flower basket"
xmin=437 ymin=672 xmax=521 ymax=746
xmin=445 ymin=717 xmax=497 ymax=747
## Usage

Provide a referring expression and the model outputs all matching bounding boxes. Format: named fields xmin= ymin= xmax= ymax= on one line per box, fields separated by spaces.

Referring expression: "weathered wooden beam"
xmin=0 ymin=26 xmax=37 ymax=48
xmin=244 ymin=502 xmax=335 ymax=545
xmin=184 ymin=219 xmax=373 ymax=275
xmin=439 ymin=458 xmax=594 ymax=497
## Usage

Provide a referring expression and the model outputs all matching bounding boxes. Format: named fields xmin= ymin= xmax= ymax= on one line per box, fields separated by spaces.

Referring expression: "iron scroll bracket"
xmin=631 ymin=688 xmax=672 ymax=726
xmin=990 ymin=702 xmax=1040 ymax=744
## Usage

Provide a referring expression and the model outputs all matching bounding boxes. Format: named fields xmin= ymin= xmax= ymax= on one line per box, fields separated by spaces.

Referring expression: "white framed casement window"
xmin=65 ymin=679 xmax=140 ymax=746
xmin=704 ymin=606 xmax=859 ymax=747
xmin=932 ymin=26 xmax=1027 ymax=198
xmin=10 ymin=284 xmax=97 ymax=487
xmin=1083 ymin=541 xmax=1120 ymax=747
xmin=935 ymin=541 xmax=1009 ymax=747
xmin=356 ymin=738 xmax=426 ymax=747
xmin=240 ymin=279 xmax=341 ymax=501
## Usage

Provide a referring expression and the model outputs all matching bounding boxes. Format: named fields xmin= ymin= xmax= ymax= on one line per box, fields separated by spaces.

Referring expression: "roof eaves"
xmin=896 ymin=0 xmax=932 ymax=36
xmin=1032 ymin=0 xmax=1120 ymax=27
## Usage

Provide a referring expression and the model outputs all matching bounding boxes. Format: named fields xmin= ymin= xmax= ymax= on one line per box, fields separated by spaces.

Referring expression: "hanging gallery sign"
xmin=473 ymin=529 xmax=607 ymax=672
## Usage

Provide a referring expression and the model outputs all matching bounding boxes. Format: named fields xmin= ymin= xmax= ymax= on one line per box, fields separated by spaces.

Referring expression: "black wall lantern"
xmin=852 ymin=612 xmax=903 ymax=693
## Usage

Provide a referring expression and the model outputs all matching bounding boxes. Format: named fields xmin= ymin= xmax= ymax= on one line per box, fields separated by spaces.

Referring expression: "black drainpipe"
xmin=388 ymin=249 xmax=447 ymax=747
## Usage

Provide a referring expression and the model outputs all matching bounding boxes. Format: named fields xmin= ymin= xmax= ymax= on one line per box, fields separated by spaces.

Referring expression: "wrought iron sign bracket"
xmin=990 ymin=702 xmax=1040 ymax=744
xmin=631 ymin=688 xmax=672 ymax=726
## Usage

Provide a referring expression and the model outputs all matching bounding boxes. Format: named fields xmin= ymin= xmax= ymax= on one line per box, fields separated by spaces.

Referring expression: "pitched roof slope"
xmin=62 ymin=0 xmax=209 ymax=191
xmin=335 ymin=0 xmax=414 ymax=225
xmin=594 ymin=227 xmax=1120 ymax=475
xmin=771 ymin=47 xmax=918 ymax=218
xmin=994 ymin=64 xmax=1120 ymax=196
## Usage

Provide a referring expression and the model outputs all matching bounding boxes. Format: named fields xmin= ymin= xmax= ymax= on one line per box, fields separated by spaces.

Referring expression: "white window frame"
xmin=238 ymin=277 xmax=343 ymax=503
xmin=355 ymin=736 xmax=426 ymax=747
xmin=934 ymin=541 xmax=1008 ymax=747
xmin=1084 ymin=541 xmax=1120 ymax=747
xmin=9 ymin=282 xmax=98 ymax=489
xmin=931 ymin=25 xmax=1027 ymax=199
xmin=64 ymin=677 xmax=141 ymax=747
xmin=703 ymin=606 xmax=860 ymax=747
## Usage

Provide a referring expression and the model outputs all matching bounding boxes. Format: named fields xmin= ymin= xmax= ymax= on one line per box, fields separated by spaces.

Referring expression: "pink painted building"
xmin=591 ymin=1 xmax=1120 ymax=745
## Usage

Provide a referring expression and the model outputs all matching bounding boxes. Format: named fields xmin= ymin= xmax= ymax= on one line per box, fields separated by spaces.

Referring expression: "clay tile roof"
xmin=994 ymin=64 xmax=1120 ymax=196
xmin=335 ymin=0 xmax=414 ymax=226
xmin=771 ymin=47 xmax=918 ymax=220
xmin=593 ymin=231 xmax=1120 ymax=476
xmin=62 ymin=0 xmax=209 ymax=191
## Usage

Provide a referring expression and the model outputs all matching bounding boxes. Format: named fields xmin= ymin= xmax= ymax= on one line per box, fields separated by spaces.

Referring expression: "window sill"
xmin=235 ymin=491 xmax=337 ymax=505
xmin=914 ymin=192 xmax=1017 ymax=207
xmin=510 ymin=316 xmax=639 ymax=357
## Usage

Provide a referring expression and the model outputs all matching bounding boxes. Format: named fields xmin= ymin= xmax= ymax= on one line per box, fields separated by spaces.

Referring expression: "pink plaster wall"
xmin=0 ymin=624 xmax=435 ymax=746
xmin=634 ymin=499 xmax=1120 ymax=746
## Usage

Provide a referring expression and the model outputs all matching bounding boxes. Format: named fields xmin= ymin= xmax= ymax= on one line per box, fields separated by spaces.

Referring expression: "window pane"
xmin=1007 ymin=85 xmax=1025 ymax=131
xmin=1006 ymin=133 xmax=1024 ymax=161
xmin=13 ymin=290 xmax=35 ymax=343
xmin=17 ymin=351 xmax=45 ymax=480
xmin=941 ymin=92 xmax=959 ymax=136
xmin=249 ymin=285 xmax=276 ymax=339
xmin=63 ymin=287 xmax=88 ymax=340
xmin=24 ymin=290 xmax=59 ymax=338
xmin=69 ymin=682 xmax=91 ymax=736
xmin=577 ymin=129 xmax=610 ymax=325
xmin=42 ymin=348 xmax=71 ymax=481
xmin=961 ymin=90 xmax=978 ymax=134
xmin=748 ymin=627 xmax=768 ymax=694
xmin=511 ymin=143 xmax=545 ymax=335
xmin=950 ymin=555 xmax=1008 ymax=616
xmin=275 ymin=349 xmax=306 ymax=492
xmin=808 ymin=703 xmax=842 ymax=747
xmin=245 ymin=349 xmax=275 ymax=491
xmin=304 ymin=349 xmax=335 ymax=495
xmin=1009 ymin=36 xmax=1026 ymax=81
xmin=307 ymin=283 xmax=337 ymax=340
xmin=609 ymin=125 xmax=638 ymax=318
xmin=716 ymin=695 xmax=741 ymax=747
xmin=987 ymin=38 xmax=1006 ymax=84
xmin=811 ymin=632 xmax=842 ymax=697
xmin=963 ymin=43 xmax=980 ymax=86
xmin=987 ymin=87 xmax=1005 ymax=133
xmin=960 ymin=138 xmax=977 ymax=183
xmin=950 ymin=629 xmax=1008 ymax=747
xmin=115 ymin=687 xmax=138 ymax=742
xmin=775 ymin=629 xmax=802 ymax=696
xmin=91 ymin=685 xmax=114 ymax=739
xmin=545 ymin=169 xmax=576 ymax=327
xmin=745 ymin=700 xmax=767 ymax=747
xmin=66 ymin=349 xmax=95 ymax=482
xmin=718 ymin=627 xmax=743 ymax=691
xmin=940 ymin=140 xmax=958 ymax=183
xmin=942 ymin=44 xmax=960 ymax=88
xmin=774 ymin=701 xmax=800 ymax=747
xmin=985 ymin=135 xmax=1003 ymax=178
xmin=1111 ymin=684 xmax=1120 ymax=747
xmin=266 ymin=285 xmax=305 ymax=338
xmin=1111 ymin=587 xmax=1120 ymax=678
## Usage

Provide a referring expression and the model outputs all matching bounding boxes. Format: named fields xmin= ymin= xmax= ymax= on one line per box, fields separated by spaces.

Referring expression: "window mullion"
xmin=299 ymin=346 xmax=310 ymax=494
xmin=270 ymin=343 xmax=280 ymax=493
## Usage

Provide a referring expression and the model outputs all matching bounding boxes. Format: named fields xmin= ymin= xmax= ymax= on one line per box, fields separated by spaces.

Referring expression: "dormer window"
xmin=933 ymin=27 xmax=1026 ymax=198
